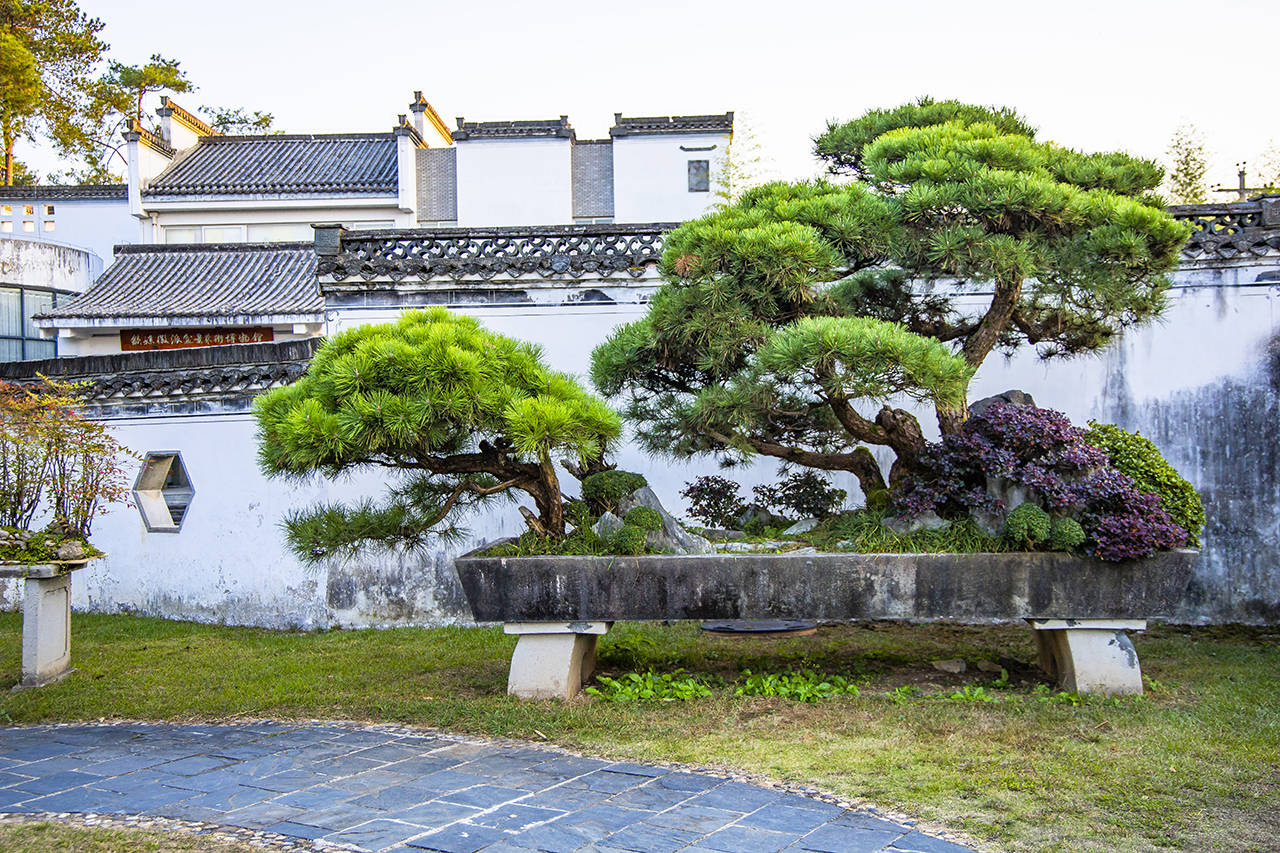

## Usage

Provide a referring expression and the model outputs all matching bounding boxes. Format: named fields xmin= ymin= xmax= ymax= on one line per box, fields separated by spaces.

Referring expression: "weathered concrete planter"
xmin=454 ymin=549 xmax=1197 ymax=699
xmin=0 ymin=560 xmax=94 ymax=689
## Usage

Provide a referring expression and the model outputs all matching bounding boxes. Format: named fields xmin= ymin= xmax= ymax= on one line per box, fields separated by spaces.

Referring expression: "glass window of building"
xmin=0 ymin=287 xmax=58 ymax=361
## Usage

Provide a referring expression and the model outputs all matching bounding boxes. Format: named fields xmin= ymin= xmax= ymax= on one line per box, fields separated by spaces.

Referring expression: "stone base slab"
xmin=505 ymin=621 xmax=610 ymax=700
xmin=1029 ymin=618 xmax=1147 ymax=695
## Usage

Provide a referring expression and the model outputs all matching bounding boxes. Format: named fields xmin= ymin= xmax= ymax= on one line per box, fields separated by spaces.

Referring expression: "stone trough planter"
xmin=0 ymin=560 xmax=95 ymax=689
xmin=454 ymin=549 xmax=1197 ymax=700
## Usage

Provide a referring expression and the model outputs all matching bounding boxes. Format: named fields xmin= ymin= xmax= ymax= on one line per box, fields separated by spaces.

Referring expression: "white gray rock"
xmin=55 ymin=541 xmax=86 ymax=561
xmin=782 ymin=518 xmax=819 ymax=536
xmin=591 ymin=512 xmax=625 ymax=540
xmin=882 ymin=511 xmax=950 ymax=535
xmin=618 ymin=487 xmax=714 ymax=555
xmin=931 ymin=659 xmax=967 ymax=674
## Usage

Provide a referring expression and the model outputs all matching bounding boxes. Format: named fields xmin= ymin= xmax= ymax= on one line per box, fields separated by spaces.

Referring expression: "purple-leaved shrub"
xmin=893 ymin=403 xmax=1188 ymax=561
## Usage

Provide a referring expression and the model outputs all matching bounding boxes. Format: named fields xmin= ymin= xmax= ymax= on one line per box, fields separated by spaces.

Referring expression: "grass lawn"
xmin=0 ymin=614 xmax=1275 ymax=852
xmin=0 ymin=821 xmax=259 ymax=852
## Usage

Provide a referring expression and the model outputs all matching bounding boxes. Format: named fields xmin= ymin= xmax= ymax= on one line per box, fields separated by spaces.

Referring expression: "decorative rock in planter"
xmin=454 ymin=549 xmax=1196 ymax=700
xmin=0 ymin=560 xmax=95 ymax=689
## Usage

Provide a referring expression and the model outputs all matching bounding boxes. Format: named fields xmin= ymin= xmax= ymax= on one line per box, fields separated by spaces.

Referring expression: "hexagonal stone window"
xmin=133 ymin=451 xmax=194 ymax=532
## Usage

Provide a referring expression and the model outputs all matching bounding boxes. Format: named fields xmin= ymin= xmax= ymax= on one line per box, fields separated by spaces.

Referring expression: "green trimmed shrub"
xmin=624 ymin=506 xmax=663 ymax=533
xmin=1085 ymin=422 xmax=1205 ymax=546
xmin=1004 ymin=502 xmax=1050 ymax=547
xmin=1049 ymin=517 xmax=1086 ymax=551
xmin=607 ymin=524 xmax=647 ymax=556
xmin=582 ymin=470 xmax=648 ymax=514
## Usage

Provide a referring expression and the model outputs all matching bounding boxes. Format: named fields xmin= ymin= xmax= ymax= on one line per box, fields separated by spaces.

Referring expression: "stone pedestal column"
xmin=503 ymin=621 xmax=610 ymax=700
xmin=1028 ymin=618 xmax=1147 ymax=696
xmin=21 ymin=573 xmax=74 ymax=688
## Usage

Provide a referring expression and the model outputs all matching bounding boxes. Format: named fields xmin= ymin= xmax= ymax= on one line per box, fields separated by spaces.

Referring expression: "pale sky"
xmin=34 ymin=0 xmax=1280 ymax=193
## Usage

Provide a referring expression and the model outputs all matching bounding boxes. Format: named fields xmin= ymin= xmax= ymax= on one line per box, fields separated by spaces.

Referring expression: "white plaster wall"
xmin=612 ymin=133 xmax=729 ymax=224
xmin=151 ymin=202 xmax=402 ymax=243
xmin=454 ymin=139 xmax=572 ymax=226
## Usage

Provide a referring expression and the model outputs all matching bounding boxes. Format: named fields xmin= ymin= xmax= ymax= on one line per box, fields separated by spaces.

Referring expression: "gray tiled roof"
xmin=38 ymin=243 xmax=323 ymax=323
xmin=452 ymin=117 xmax=574 ymax=141
xmin=0 ymin=184 xmax=127 ymax=201
xmin=143 ymin=134 xmax=398 ymax=197
xmin=610 ymin=113 xmax=734 ymax=136
xmin=572 ymin=141 xmax=614 ymax=218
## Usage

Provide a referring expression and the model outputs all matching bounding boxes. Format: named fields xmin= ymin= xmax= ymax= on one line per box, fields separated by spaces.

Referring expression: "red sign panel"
xmin=120 ymin=327 xmax=275 ymax=351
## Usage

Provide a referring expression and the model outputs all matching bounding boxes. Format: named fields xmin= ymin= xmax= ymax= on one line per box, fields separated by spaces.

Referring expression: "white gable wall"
xmin=612 ymin=132 xmax=729 ymax=223
xmin=454 ymin=139 xmax=573 ymax=226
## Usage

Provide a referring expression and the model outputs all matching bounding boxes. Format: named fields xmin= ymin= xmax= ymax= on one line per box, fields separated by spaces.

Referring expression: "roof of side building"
xmin=142 ymin=133 xmax=399 ymax=198
xmin=37 ymin=242 xmax=323 ymax=325
xmin=610 ymin=113 xmax=734 ymax=136
xmin=0 ymin=184 xmax=128 ymax=201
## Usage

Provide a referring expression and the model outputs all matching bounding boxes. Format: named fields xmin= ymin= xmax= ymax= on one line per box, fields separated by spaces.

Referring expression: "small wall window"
xmin=688 ymin=160 xmax=710 ymax=192
xmin=0 ymin=222 xmax=10 ymax=233
xmin=133 ymin=452 xmax=195 ymax=532
xmin=1 ymin=205 xmax=10 ymax=215
xmin=42 ymin=221 xmax=54 ymax=232
xmin=22 ymin=205 xmax=32 ymax=215
xmin=44 ymin=205 xmax=54 ymax=216
xmin=21 ymin=221 xmax=33 ymax=232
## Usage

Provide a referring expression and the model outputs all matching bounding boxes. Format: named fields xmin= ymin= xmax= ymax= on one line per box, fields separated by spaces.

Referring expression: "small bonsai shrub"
xmin=0 ymin=378 xmax=130 ymax=553
xmin=1049 ymin=517 xmax=1086 ymax=551
xmin=1004 ymin=503 xmax=1050 ymax=547
xmin=1085 ymin=421 xmax=1205 ymax=546
xmin=624 ymin=506 xmax=663 ymax=533
xmin=895 ymin=403 xmax=1189 ymax=561
xmin=753 ymin=471 xmax=847 ymax=519
xmin=582 ymin=470 xmax=647 ymax=515
xmin=606 ymin=524 xmax=648 ymax=556
xmin=680 ymin=475 xmax=746 ymax=528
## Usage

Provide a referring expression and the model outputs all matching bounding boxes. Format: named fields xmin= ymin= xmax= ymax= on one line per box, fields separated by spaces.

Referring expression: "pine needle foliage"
xmin=255 ymin=309 xmax=621 ymax=562
xmin=591 ymin=99 xmax=1190 ymax=495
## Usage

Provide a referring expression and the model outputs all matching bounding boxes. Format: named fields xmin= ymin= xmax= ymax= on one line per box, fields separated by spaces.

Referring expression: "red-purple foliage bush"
xmin=893 ymin=403 xmax=1188 ymax=561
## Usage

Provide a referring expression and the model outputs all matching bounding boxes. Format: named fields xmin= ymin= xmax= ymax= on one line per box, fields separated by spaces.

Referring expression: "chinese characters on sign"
xmin=120 ymin=327 xmax=275 ymax=351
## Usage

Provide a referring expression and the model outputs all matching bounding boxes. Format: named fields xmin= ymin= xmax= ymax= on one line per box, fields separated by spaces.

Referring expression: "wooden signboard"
xmin=120 ymin=327 xmax=274 ymax=351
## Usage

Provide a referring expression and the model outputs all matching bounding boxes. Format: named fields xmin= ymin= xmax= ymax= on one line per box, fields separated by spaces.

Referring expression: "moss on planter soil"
xmin=0 ymin=525 xmax=101 ymax=566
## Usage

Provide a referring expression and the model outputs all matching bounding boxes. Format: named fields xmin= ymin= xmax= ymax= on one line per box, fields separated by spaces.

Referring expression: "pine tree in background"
xmin=1165 ymin=123 xmax=1208 ymax=204
xmin=592 ymin=98 xmax=1190 ymax=496
xmin=255 ymin=310 xmax=621 ymax=562
xmin=0 ymin=0 xmax=106 ymax=185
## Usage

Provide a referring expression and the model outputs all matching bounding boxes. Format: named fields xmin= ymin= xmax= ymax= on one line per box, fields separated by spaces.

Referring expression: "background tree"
xmin=255 ymin=310 xmax=620 ymax=562
xmin=592 ymin=98 xmax=1190 ymax=496
xmin=1164 ymin=123 xmax=1208 ymax=204
xmin=1258 ymin=139 xmax=1280 ymax=192
xmin=0 ymin=0 xmax=106 ymax=185
xmin=71 ymin=53 xmax=192 ymax=181
xmin=202 ymin=106 xmax=276 ymax=135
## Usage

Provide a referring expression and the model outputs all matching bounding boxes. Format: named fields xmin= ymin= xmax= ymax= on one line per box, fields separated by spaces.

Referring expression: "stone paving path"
xmin=0 ymin=723 xmax=977 ymax=853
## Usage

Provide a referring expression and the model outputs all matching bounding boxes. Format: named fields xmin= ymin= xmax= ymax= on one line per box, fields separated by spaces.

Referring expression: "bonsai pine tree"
xmin=255 ymin=309 xmax=620 ymax=562
xmin=591 ymin=98 xmax=1191 ymax=495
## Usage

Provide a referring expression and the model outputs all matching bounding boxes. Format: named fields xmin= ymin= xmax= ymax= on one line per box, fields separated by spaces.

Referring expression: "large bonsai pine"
xmin=591 ymin=99 xmax=1191 ymax=495
xmin=255 ymin=309 xmax=620 ymax=561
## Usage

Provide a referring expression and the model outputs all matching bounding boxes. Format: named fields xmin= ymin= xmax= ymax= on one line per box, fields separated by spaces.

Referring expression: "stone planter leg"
xmin=1027 ymin=619 xmax=1147 ymax=696
xmin=504 ymin=622 xmax=610 ymax=700
xmin=19 ymin=574 xmax=73 ymax=689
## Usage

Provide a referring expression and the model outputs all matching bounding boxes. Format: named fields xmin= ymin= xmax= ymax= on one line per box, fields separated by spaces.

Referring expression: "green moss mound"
xmin=624 ymin=506 xmax=663 ymax=533
xmin=607 ymin=525 xmax=647 ymax=556
xmin=1049 ymin=517 xmax=1086 ymax=551
xmin=582 ymin=470 xmax=648 ymax=514
xmin=1085 ymin=421 xmax=1205 ymax=546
